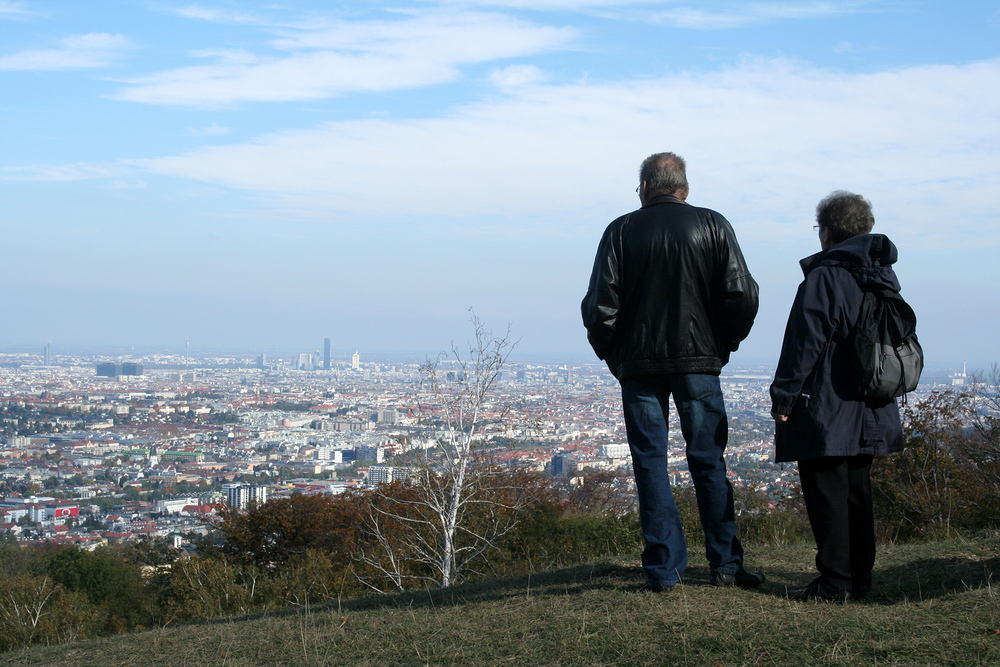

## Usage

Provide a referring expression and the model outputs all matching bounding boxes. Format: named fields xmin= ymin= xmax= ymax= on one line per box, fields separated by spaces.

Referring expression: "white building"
xmin=315 ymin=447 xmax=344 ymax=463
xmin=367 ymin=465 xmax=394 ymax=486
xmin=222 ymin=484 xmax=268 ymax=510
xmin=601 ymin=443 xmax=631 ymax=459
xmin=154 ymin=497 xmax=199 ymax=515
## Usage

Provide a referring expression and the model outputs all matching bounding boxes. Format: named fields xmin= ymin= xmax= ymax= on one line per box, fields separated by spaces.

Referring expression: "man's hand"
xmin=771 ymin=411 xmax=789 ymax=423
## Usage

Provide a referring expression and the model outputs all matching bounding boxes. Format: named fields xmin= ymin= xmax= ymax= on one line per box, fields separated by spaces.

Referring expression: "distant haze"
xmin=1 ymin=2 xmax=997 ymax=369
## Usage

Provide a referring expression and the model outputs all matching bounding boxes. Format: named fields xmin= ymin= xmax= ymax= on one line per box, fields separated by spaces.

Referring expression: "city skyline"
xmin=2 ymin=1 xmax=998 ymax=367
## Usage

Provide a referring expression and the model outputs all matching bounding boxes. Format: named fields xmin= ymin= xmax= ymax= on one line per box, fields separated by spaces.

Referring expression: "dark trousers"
xmin=797 ymin=455 xmax=876 ymax=592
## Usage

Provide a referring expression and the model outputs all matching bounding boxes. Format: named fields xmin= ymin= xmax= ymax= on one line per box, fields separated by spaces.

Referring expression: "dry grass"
xmin=2 ymin=534 xmax=999 ymax=666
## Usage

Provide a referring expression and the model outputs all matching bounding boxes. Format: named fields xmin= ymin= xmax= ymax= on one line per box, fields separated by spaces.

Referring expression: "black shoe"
xmin=638 ymin=581 xmax=676 ymax=593
xmin=853 ymin=574 xmax=872 ymax=600
xmin=710 ymin=566 xmax=765 ymax=589
xmin=788 ymin=576 xmax=851 ymax=602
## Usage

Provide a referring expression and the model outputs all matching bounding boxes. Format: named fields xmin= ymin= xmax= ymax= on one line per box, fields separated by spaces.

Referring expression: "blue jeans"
xmin=621 ymin=374 xmax=743 ymax=587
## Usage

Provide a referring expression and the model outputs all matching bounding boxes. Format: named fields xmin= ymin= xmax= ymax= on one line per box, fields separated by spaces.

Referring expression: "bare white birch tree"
xmin=356 ymin=312 xmax=531 ymax=590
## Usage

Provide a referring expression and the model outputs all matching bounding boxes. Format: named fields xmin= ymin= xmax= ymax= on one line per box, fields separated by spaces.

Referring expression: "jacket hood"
xmin=800 ymin=233 xmax=900 ymax=292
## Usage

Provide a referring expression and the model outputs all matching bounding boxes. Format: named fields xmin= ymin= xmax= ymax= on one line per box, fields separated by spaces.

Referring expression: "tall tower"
xmin=324 ymin=338 xmax=331 ymax=370
xmin=352 ymin=351 xmax=360 ymax=370
xmin=43 ymin=343 xmax=51 ymax=367
xmin=298 ymin=353 xmax=313 ymax=371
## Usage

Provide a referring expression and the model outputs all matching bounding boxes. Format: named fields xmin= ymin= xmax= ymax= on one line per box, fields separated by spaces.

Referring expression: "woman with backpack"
xmin=769 ymin=191 xmax=908 ymax=602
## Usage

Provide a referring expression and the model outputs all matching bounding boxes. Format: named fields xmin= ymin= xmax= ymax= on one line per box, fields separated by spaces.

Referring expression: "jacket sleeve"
xmin=769 ymin=267 xmax=842 ymax=415
xmin=711 ymin=217 xmax=759 ymax=352
xmin=581 ymin=220 xmax=623 ymax=362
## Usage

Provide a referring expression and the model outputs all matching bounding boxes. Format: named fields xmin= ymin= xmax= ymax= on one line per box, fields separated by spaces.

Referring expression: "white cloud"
xmin=438 ymin=0 xmax=650 ymax=6
xmin=131 ymin=57 xmax=1000 ymax=251
xmin=0 ymin=1 xmax=32 ymax=19
xmin=111 ymin=11 xmax=575 ymax=107
xmin=490 ymin=63 xmax=547 ymax=88
xmin=167 ymin=5 xmax=268 ymax=24
xmin=401 ymin=0 xmax=664 ymax=10
xmin=435 ymin=0 xmax=873 ymax=25
xmin=1 ymin=163 xmax=116 ymax=181
xmin=108 ymin=180 xmax=147 ymax=189
xmin=652 ymin=2 xmax=869 ymax=30
xmin=0 ymin=33 xmax=128 ymax=70
xmin=0 ymin=1 xmax=30 ymax=18
xmin=187 ymin=124 xmax=231 ymax=136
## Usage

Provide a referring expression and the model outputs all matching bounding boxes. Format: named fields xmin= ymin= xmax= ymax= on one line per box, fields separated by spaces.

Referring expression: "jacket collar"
xmin=642 ymin=194 xmax=689 ymax=208
xmin=800 ymin=233 xmax=901 ymax=291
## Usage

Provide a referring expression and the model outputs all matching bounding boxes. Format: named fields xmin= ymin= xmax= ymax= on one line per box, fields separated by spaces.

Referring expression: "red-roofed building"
xmin=183 ymin=503 xmax=219 ymax=515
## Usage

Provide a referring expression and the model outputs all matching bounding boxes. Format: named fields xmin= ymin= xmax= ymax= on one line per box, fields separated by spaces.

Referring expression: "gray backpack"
xmin=849 ymin=286 xmax=923 ymax=400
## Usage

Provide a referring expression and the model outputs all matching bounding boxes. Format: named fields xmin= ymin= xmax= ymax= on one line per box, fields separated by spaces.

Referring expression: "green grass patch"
xmin=2 ymin=534 xmax=999 ymax=666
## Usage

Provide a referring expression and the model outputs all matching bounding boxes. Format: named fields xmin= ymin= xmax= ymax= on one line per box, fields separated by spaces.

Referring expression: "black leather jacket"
xmin=582 ymin=194 xmax=758 ymax=379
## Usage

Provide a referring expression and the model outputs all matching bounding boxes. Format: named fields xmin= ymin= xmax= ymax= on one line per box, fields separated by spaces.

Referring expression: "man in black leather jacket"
xmin=582 ymin=152 xmax=760 ymax=591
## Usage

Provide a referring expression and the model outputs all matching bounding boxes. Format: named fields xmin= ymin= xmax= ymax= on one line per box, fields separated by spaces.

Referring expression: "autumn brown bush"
xmin=872 ymin=385 xmax=1000 ymax=541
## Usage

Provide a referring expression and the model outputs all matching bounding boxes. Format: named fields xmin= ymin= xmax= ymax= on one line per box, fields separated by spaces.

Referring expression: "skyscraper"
xmin=222 ymin=483 xmax=268 ymax=510
xmin=324 ymin=338 xmax=331 ymax=370
xmin=352 ymin=351 xmax=360 ymax=370
xmin=297 ymin=353 xmax=313 ymax=371
xmin=43 ymin=343 xmax=51 ymax=367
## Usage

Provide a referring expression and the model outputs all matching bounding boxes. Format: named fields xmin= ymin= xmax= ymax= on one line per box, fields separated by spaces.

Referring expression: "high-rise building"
xmin=222 ymin=483 xmax=268 ymax=510
xmin=315 ymin=447 xmax=344 ymax=463
xmin=368 ymin=465 xmax=394 ymax=486
xmin=371 ymin=409 xmax=398 ymax=425
xmin=351 ymin=351 xmax=360 ymax=370
xmin=43 ymin=343 xmax=51 ymax=367
xmin=222 ymin=483 xmax=249 ymax=509
xmin=357 ymin=444 xmax=385 ymax=463
xmin=297 ymin=353 xmax=313 ymax=371
xmin=96 ymin=362 xmax=143 ymax=377
xmin=248 ymin=485 xmax=268 ymax=505
xmin=324 ymin=338 xmax=331 ymax=370
xmin=96 ymin=363 xmax=120 ymax=377
xmin=551 ymin=453 xmax=574 ymax=477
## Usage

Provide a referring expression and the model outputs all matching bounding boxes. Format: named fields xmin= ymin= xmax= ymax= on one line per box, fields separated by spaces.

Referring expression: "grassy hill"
xmin=2 ymin=534 xmax=998 ymax=666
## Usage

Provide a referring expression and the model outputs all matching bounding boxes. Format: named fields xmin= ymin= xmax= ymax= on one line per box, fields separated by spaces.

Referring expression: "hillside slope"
xmin=2 ymin=535 xmax=998 ymax=666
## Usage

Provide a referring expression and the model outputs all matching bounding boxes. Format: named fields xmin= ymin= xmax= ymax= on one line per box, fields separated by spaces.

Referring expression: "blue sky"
xmin=1 ymin=1 xmax=998 ymax=369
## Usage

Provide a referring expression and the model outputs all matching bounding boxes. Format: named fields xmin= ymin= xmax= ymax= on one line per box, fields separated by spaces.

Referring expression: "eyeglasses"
xmin=813 ymin=225 xmax=821 ymax=231
xmin=636 ymin=184 xmax=641 ymax=194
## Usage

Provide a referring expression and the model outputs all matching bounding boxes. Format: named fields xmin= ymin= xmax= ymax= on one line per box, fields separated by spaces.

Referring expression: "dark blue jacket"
xmin=770 ymin=234 xmax=905 ymax=463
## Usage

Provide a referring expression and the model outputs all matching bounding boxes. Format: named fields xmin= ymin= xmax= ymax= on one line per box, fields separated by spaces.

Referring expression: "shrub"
xmin=872 ymin=390 xmax=993 ymax=540
xmin=499 ymin=501 xmax=642 ymax=574
xmin=216 ymin=492 xmax=362 ymax=570
xmin=165 ymin=554 xmax=282 ymax=621
xmin=734 ymin=484 xmax=812 ymax=546
xmin=45 ymin=546 xmax=152 ymax=633
xmin=0 ymin=574 xmax=95 ymax=651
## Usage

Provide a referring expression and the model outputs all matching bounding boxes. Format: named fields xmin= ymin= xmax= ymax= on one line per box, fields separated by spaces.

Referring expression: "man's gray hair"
xmin=639 ymin=152 xmax=688 ymax=198
xmin=816 ymin=191 xmax=874 ymax=244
